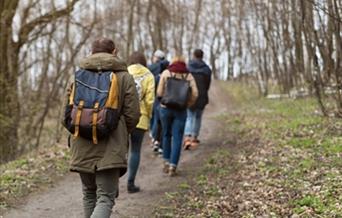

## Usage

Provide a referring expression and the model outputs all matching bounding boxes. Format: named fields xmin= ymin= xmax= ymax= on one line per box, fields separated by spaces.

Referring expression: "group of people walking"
xmin=63 ymin=38 xmax=211 ymax=218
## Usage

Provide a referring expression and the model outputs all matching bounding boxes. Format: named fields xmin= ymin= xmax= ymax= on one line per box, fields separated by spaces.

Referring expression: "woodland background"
xmin=0 ymin=0 xmax=341 ymax=163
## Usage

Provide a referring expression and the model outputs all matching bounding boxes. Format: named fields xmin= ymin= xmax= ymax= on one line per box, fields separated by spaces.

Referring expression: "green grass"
xmin=220 ymin=81 xmax=342 ymax=216
xmin=0 ymin=146 xmax=70 ymax=212
xmin=293 ymin=195 xmax=328 ymax=214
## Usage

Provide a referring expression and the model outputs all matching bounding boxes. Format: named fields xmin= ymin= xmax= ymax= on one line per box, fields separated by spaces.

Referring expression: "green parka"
xmin=69 ymin=53 xmax=140 ymax=176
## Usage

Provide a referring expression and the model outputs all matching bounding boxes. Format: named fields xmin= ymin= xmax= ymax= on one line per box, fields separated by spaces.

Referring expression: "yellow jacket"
xmin=127 ymin=64 xmax=155 ymax=130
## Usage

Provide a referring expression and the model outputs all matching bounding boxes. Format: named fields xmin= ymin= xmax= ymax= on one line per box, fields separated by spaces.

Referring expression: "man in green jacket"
xmin=68 ymin=38 xmax=140 ymax=218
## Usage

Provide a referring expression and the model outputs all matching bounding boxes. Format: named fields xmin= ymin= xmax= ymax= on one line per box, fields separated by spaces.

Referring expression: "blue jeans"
xmin=184 ymin=109 xmax=204 ymax=137
xmin=159 ymin=107 xmax=187 ymax=167
xmin=127 ymin=128 xmax=145 ymax=184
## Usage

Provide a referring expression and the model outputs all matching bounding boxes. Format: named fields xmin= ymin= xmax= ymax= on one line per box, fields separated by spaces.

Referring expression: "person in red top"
xmin=156 ymin=56 xmax=198 ymax=176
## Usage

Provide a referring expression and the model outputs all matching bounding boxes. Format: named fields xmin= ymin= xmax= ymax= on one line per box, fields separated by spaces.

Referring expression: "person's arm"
xmin=122 ymin=74 xmax=140 ymax=133
xmin=207 ymin=67 xmax=212 ymax=91
xmin=157 ymin=70 xmax=168 ymax=99
xmin=188 ymin=73 xmax=199 ymax=107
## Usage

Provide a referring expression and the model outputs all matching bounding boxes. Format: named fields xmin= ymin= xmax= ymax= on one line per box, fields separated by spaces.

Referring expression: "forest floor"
xmin=1 ymin=80 xmax=341 ymax=218
xmin=154 ymin=82 xmax=342 ymax=217
xmin=1 ymin=80 xmax=232 ymax=218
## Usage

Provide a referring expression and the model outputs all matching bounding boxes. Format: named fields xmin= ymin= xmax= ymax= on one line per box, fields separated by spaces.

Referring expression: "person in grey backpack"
xmin=157 ymin=56 xmax=198 ymax=176
xmin=63 ymin=38 xmax=140 ymax=218
xmin=183 ymin=49 xmax=212 ymax=150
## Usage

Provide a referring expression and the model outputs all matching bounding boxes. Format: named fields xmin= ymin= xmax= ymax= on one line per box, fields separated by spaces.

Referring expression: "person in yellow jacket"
xmin=126 ymin=51 xmax=155 ymax=193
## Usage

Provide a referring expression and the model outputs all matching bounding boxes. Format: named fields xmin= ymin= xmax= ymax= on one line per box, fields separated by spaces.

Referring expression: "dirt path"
xmin=4 ymin=80 xmax=231 ymax=218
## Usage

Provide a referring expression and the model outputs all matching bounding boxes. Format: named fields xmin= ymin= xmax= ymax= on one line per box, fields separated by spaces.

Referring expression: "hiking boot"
xmin=190 ymin=139 xmax=200 ymax=150
xmin=127 ymin=183 xmax=140 ymax=193
xmin=163 ymin=161 xmax=169 ymax=174
xmin=168 ymin=166 xmax=177 ymax=177
xmin=183 ymin=136 xmax=192 ymax=150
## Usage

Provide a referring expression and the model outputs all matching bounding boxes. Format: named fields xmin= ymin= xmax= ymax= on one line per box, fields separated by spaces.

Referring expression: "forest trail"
xmin=3 ymin=80 xmax=232 ymax=218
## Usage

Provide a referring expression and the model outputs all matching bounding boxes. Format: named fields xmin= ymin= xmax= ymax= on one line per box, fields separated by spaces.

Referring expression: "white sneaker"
xmin=152 ymin=140 xmax=159 ymax=153
xmin=158 ymin=148 xmax=163 ymax=155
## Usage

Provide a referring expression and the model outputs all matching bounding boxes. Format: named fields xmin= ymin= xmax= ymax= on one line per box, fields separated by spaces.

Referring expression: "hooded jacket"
xmin=68 ymin=53 xmax=140 ymax=176
xmin=127 ymin=64 xmax=155 ymax=130
xmin=188 ymin=59 xmax=212 ymax=110
xmin=148 ymin=59 xmax=169 ymax=77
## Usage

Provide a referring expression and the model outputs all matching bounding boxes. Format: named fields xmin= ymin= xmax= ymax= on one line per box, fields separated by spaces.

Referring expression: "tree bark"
xmin=0 ymin=0 xmax=79 ymax=163
xmin=0 ymin=0 xmax=20 ymax=162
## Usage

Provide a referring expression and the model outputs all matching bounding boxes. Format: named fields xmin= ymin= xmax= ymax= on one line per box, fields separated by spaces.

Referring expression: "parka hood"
xmin=188 ymin=59 xmax=211 ymax=76
xmin=79 ymin=53 xmax=127 ymax=72
xmin=127 ymin=64 xmax=151 ymax=76
xmin=148 ymin=59 xmax=169 ymax=76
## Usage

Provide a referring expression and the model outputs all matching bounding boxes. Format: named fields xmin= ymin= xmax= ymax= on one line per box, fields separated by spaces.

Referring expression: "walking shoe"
xmin=163 ymin=161 xmax=169 ymax=174
xmin=183 ymin=136 xmax=192 ymax=150
xmin=127 ymin=184 xmax=140 ymax=193
xmin=168 ymin=166 xmax=177 ymax=177
xmin=153 ymin=145 xmax=159 ymax=153
xmin=150 ymin=138 xmax=156 ymax=147
xmin=152 ymin=140 xmax=160 ymax=153
xmin=158 ymin=148 xmax=163 ymax=155
xmin=190 ymin=139 xmax=200 ymax=150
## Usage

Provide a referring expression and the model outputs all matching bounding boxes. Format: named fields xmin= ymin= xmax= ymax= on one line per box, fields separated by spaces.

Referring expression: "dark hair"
xmin=193 ymin=49 xmax=204 ymax=59
xmin=128 ymin=51 xmax=147 ymax=67
xmin=91 ymin=38 xmax=115 ymax=54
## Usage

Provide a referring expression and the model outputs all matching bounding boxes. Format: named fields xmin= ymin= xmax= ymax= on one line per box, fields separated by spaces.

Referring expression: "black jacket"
xmin=188 ymin=59 xmax=212 ymax=110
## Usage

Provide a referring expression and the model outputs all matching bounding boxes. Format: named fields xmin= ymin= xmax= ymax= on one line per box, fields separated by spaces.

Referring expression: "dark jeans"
xmin=127 ymin=128 xmax=145 ymax=184
xmin=151 ymin=103 xmax=163 ymax=148
xmin=159 ymin=107 xmax=187 ymax=167
xmin=150 ymin=100 xmax=159 ymax=132
xmin=79 ymin=169 xmax=120 ymax=218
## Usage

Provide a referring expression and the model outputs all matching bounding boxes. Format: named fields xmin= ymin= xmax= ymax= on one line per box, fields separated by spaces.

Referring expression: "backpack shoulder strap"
xmin=68 ymin=81 xmax=75 ymax=105
xmin=182 ymin=73 xmax=189 ymax=80
xmin=105 ymin=72 xmax=119 ymax=109
xmin=170 ymin=71 xmax=176 ymax=78
xmin=92 ymin=102 xmax=99 ymax=144
xmin=73 ymin=100 xmax=84 ymax=138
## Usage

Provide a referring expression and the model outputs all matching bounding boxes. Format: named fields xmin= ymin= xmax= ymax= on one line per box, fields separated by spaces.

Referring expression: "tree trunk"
xmin=0 ymin=0 xmax=79 ymax=162
xmin=0 ymin=0 xmax=20 ymax=163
